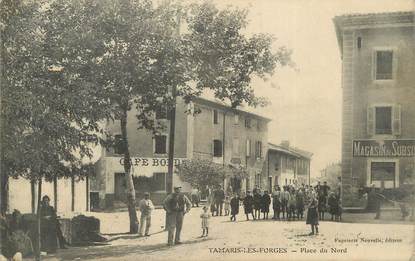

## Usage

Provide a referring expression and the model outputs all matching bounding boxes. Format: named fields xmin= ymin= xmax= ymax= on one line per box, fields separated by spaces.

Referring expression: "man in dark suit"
xmin=163 ymin=186 xmax=192 ymax=246
xmin=214 ymin=185 xmax=225 ymax=216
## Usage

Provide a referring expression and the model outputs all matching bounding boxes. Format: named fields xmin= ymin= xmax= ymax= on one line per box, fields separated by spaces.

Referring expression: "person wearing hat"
xmin=213 ymin=185 xmax=225 ymax=216
xmin=163 ymin=186 xmax=192 ymax=246
xmin=242 ymin=191 xmax=255 ymax=220
xmin=138 ymin=192 xmax=154 ymax=237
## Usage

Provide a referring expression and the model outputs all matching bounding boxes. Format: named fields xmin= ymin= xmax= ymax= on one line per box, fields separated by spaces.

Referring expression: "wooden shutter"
xmin=367 ymin=106 xmax=375 ymax=136
xmin=246 ymin=139 xmax=251 ymax=157
xmin=392 ymin=104 xmax=401 ymax=136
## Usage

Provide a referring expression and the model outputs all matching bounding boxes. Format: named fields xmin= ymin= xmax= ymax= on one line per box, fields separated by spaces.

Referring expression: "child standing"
xmin=243 ymin=191 xmax=255 ymax=220
xmin=261 ymin=191 xmax=271 ymax=220
xmin=230 ymin=194 xmax=240 ymax=221
xmin=287 ymin=189 xmax=296 ymax=220
xmin=253 ymin=190 xmax=262 ymax=220
xmin=327 ymin=192 xmax=337 ymax=221
xmin=306 ymin=194 xmax=319 ymax=235
xmin=224 ymin=196 xmax=230 ymax=216
xmin=200 ymin=206 xmax=211 ymax=237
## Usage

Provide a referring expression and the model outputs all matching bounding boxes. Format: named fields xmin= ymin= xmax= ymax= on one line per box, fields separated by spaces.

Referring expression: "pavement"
xmin=33 ymin=207 xmax=414 ymax=261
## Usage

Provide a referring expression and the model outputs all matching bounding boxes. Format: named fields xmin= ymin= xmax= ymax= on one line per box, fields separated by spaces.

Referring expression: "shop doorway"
xmin=114 ymin=172 xmax=126 ymax=201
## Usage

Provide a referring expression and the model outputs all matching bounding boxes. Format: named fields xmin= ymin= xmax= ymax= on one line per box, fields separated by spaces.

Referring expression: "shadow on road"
xmin=295 ymin=233 xmax=314 ymax=237
xmin=44 ymin=235 xmax=213 ymax=260
xmin=106 ymin=230 xmax=166 ymax=242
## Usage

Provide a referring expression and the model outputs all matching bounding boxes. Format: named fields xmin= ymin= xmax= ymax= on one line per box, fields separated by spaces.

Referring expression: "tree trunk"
xmin=120 ymin=108 xmax=138 ymax=233
xmin=35 ymin=178 xmax=42 ymax=261
xmin=31 ymin=180 xmax=36 ymax=213
xmin=0 ymin=171 xmax=8 ymax=215
xmin=71 ymin=176 xmax=75 ymax=211
xmin=53 ymin=176 xmax=58 ymax=211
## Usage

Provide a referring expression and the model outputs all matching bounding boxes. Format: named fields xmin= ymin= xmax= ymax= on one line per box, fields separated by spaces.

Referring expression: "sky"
xmin=209 ymin=0 xmax=414 ymax=177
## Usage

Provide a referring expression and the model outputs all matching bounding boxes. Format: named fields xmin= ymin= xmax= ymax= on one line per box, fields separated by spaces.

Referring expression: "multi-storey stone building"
xmin=90 ymin=97 xmax=270 ymax=207
xmin=334 ymin=12 xmax=415 ymax=207
xmin=264 ymin=141 xmax=312 ymax=192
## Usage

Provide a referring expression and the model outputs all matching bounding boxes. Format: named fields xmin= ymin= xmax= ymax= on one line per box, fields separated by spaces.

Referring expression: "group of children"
xmin=200 ymin=183 xmax=342 ymax=237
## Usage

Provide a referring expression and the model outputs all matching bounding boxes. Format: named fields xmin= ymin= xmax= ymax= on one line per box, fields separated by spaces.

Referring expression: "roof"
xmin=333 ymin=11 xmax=414 ymax=56
xmin=193 ymin=96 xmax=272 ymax=122
xmin=268 ymin=142 xmax=313 ymax=159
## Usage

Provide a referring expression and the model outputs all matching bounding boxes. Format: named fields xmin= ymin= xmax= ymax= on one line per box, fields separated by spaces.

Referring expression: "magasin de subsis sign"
xmin=353 ymin=140 xmax=415 ymax=157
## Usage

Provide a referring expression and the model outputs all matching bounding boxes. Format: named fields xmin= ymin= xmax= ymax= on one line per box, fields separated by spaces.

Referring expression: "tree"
xmin=76 ymin=0 xmax=191 ymax=233
xmin=1 ymin=0 xmax=106 ymax=258
xmin=176 ymin=159 xmax=227 ymax=190
xmin=72 ymin=0 xmax=291 ymax=233
xmin=1 ymin=0 xmax=292 ymax=237
xmin=185 ymin=1 xmax=292 ymax=108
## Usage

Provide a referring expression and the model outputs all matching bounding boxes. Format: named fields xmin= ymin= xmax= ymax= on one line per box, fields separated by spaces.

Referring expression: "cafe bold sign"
xmin=353 ymin=139 xmax=415 ymax=157
xmin=119 ymin=157 xmax=187 ymax=167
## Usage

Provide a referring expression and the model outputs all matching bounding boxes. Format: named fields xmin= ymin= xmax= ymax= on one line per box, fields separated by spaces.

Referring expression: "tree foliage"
xmin=177 ymin=159 xmax=248 ymax=190
xmin=1 ymin=0 xmax=103 ymax=183
xmin=0 ymin=0 xmax=292 ymax=234
xmin=185 ymin=1 xmax=292 ymax=108
xmin=176 ymin=159 xmax=227 ymax=189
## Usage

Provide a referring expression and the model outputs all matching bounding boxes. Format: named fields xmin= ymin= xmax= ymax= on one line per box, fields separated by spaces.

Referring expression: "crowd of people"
xmin=206 ymin=182 xmax=341 ymax=222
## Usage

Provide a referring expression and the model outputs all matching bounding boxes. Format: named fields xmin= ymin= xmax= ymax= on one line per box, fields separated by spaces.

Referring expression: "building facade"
xmin=263 ymin=141 xmax=312 ymax=192
xmin=334 ymin=12 xmax=415 ymax=207
xmin=91 ymin=97 xmax=270 ymax=207
xmin=8 ymin=178 xmax=89 ymax=214
xmin=318 ymin=162 xmax=342 ymax=193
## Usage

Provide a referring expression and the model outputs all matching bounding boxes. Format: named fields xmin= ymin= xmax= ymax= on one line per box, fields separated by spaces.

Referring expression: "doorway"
xmin=114 ymin=172 xmax=126 ymax=201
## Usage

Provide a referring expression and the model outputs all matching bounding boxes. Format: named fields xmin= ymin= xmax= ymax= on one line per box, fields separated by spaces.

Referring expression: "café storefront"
xmin=352 ymin=139 xmax=415 ymax=189
xmin=90 ymin=156 xmax=191 ymax=208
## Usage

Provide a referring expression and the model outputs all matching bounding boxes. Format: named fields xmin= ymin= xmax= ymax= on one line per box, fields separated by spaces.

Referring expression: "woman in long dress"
xmin=40 ymin=195 xmax=58 ymax=253
xmin=306 ymin=193 xmax=319 ymax=235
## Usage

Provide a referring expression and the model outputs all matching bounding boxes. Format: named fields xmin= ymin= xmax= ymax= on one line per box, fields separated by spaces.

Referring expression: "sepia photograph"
xmin=1 ymin=0 xmax=414 ymax=260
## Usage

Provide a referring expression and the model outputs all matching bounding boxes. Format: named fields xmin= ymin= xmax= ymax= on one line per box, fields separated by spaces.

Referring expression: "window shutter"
xmin=367 ymin=106 xmax=375 ymax=136
xmin=392 ymin=104 xmax=401 ymax=136
xmin=246 ymin=139 xmax=251 ymax=157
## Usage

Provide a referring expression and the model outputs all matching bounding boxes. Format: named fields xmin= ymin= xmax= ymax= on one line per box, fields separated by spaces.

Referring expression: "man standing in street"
xmin=163 ymin=186 xmax=192 ymax=246
xmin=138 ymin=192 xmax=154 ymax=237
xmin=190 ymin=187 xmax=200 ymax=208
xmin=214 ymin=185 xmax=225 ymax=216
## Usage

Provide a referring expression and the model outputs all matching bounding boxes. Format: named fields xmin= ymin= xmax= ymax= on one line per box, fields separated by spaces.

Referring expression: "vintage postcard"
xmin=1 ymin=0 xmax=414 ymax=260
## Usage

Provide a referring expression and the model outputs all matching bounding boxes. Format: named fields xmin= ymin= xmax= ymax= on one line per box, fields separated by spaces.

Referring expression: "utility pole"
xmin=166 ymin=9 xmax=181 ymax=194
xmin=166 ymin=86 xmax=176 ymax=194
xmin=222 ymin=110 xmax=227 ymax=189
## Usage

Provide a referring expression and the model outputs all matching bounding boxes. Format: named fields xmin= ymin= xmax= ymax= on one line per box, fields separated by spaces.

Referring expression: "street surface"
xmin=39 ymin=207 xmax=414 ymax=261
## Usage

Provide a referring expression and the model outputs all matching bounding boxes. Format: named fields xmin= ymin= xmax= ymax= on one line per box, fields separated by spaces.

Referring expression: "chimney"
xmin=281 ymin=140 xmax=290 ymax=148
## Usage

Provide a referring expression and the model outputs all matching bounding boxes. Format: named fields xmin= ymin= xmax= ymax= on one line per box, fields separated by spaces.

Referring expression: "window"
xmin=255 ymin=141 xmax=262 ymax=159
xmin=234 ymin=114 xmax=239 ymax=125
xmin=152 ymin=172 xmax=166 ymax=191
xmin=357 ymin=37 xmax=362 ymax=49
xmin=255 ymin=174 xmax=262 ymax=187
xmin=232 ymin=137 xmax=239 ymax=156
xmin=213 ymin=109 xmax=218 ymax=124
xmin=374 ymin=50 xmax=394 ymax=80
xmin=274 ymin=161 xmax=280 ymax=171
xmin=114 ymin=134 xmax=125 ymax=154
xmin=154 ymin=135 xmax=167 ymax=154
xmin=155 ymin=107 xmax=168 ymax=120
xmin=375 ymin=107 xmax=392 ymax=134
xmin=257 ymin=121 xmax=262 ymax=131
xmin=213 ymin=139 xmax=222 ymax=157
xmin=367 ymin=105 xmax=401 ymax=136
xmin=370 ymin=162 xmax=397 ymax=188
xmin=246 ymin=139 xmax=251 ymax=157
xmin=245 ymin=118 xmax=251 ymax=128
